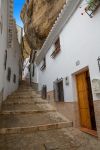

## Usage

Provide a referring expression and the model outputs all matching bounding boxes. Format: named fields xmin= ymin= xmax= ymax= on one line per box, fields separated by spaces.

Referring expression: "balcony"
xmin=85 ymin=0 xmax=100 ymax=18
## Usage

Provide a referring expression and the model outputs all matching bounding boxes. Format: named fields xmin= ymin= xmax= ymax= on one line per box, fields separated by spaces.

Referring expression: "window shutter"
xmin=55 ymin=38 xmax=61 ymax=52
xmin=51 ymin=37 xmax=61 ymax=58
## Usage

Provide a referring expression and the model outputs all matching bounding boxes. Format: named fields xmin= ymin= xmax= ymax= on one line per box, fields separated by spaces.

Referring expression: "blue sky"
xmin=14 ymin=0 xmax=25 ymax=27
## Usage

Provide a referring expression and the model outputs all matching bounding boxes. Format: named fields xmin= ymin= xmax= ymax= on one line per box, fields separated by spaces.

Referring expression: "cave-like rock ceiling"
xmin=21 ymin=0 xmax=66 ymax=58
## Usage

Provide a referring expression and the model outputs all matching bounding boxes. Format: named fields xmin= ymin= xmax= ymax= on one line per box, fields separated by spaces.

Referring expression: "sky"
xmin=14 ymin=0 xmax=25 ymax=27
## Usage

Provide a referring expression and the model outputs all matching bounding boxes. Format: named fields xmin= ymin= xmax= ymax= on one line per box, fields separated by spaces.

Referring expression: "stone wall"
xmin=47 ymin=90 xmax=100 ymax=138
xmin=94 ymin=100 xmax=100 ymax=139
xmin=47 ymin=90 xmax=74 ymax=122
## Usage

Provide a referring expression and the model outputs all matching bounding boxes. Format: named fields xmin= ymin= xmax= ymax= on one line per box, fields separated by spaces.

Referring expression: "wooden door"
xmin=76 ymin=71 xmax=92 ymax=129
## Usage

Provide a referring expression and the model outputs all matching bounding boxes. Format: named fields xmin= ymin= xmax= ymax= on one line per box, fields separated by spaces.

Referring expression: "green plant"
xmin=87 ymin=0 xmax=95 ymax=7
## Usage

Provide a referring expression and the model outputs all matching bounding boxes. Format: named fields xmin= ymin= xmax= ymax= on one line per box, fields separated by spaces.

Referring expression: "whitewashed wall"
xmin=0 ymin=0 xmax=21 ymax=101
xmin=31 ymin=63 xmax=38 ymax=84
xmin=0 ymin=0 xmax=8 ymax=101
xmin=3 ymin=23 xmax=21 ymax=100
xmin=37 ymin=3 xmax=100 ymax=102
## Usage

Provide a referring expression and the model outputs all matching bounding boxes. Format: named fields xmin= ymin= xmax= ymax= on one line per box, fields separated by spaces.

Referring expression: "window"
xmin=51 ymin=37 xmax=61 ymax=58
xmin=13 ymin=74 xmax=16 ymax=83
xmin=7 ymin=68 xmax=11 ymax=82
xmin=4 ymin=50 xmax=7 ymax=70
xmin=40 ymin=57 xmax=46 ymax=71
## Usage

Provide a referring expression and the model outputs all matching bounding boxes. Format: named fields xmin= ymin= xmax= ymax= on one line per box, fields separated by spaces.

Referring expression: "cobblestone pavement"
xmin=0 ymin=82 xmax=100 ymax=150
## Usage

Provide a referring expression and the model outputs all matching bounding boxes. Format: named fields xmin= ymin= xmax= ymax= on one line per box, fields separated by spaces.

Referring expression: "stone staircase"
xmin=0 ymin=82 xmax=72 ymax=135
xmin=0 ymin=82 xmax=100 ymax=149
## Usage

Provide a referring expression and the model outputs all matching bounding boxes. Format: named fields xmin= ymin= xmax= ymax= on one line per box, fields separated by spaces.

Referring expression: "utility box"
xmin=92 ymin=79 xmax=100 ymax=94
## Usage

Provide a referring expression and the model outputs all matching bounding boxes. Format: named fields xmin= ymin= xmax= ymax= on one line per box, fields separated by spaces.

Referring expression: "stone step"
xmin=8 ymin=95 xmax=41 ymax=99
xmin=3 ymin=98 xmax=48 ymax=105
xmin=2 ymin=103 xmax=40 ymax=111
xmin=11 ymin=93 xmax=40 ymax=97
xmin=15 ymin=88 xmax=35 ymax=92
xmin=12 ymin=91 xmax=38 ymax=96
xmin=18 ymin=87 xmax=31 ymax=89
xmin=0 ymin=109 xmax=56 ymax=115
xmin=0 ymin=112 xmax=72 ymax=134
xmin=2 ymin=100 xmax=48 ymax=105
xmin=1 ymin=103 xmax=56 ymax=112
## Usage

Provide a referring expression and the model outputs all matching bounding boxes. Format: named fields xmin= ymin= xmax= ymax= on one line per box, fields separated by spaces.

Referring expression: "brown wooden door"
xmin=76 ymin=71 xmax=92 ymax=129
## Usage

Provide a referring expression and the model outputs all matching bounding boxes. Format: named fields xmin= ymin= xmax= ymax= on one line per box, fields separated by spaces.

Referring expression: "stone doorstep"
xmin=0 ymin=121 xmax=73 ymax=135
xmin=0 ymin=109 xmax=56 ymax=115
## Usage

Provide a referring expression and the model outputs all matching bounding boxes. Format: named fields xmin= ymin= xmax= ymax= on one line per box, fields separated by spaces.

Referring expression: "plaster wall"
xmin=37 ymin=2 xmax=100 ymax=102
xmin=0 ymin=0 xmax=21 ymax=101
xmin=3 ymin=24 xmax=20 ymax=100
xmin=0 ymin=0 xmax=8 ymax=101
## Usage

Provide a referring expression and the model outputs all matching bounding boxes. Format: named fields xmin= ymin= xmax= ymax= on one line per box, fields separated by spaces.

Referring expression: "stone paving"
xmin=0 ymin=82 xmax=100 ymax=149
xmin=0 ymin=128 xmax=100 ymax=150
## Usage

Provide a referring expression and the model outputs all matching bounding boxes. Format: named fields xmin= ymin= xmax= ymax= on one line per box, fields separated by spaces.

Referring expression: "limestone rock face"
xmin=21 ymin=0 xmax=66 ymax=57
xmin=22 ymin=35 xmax=32 ymax=59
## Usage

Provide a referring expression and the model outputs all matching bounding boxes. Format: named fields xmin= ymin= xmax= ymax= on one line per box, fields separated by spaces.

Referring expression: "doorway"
xmin=53 ymin=79 xmax=64 ymax=102
xmin=57 ymin=80 xmax=64 ymax=102
xmin=76 ymin=70 xmax=97 ymax=135
xmin=41 ymin=85 xmax=47 ymax=99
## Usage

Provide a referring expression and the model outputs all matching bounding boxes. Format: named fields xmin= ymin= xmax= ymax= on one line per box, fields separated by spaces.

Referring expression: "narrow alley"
xmin=0 ymin=81 xmax=100 ymax=150
xmin=0 ymin=0 xmax=100 ymax=149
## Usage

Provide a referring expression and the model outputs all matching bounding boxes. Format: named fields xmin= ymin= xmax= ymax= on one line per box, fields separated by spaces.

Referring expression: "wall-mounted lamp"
xmin=97 ymin=56 xmax=100 ymax=72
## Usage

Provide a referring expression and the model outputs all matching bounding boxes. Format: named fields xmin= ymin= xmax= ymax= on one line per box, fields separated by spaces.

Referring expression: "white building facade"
xmin=0 ymin=0 xmax=21 ymax=107
xmin=32 ymin=0 xmax=100 ymax=138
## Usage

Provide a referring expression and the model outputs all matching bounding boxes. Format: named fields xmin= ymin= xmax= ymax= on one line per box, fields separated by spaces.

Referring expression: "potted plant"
xmin=85 ymin=0 xmax=100 ymax=17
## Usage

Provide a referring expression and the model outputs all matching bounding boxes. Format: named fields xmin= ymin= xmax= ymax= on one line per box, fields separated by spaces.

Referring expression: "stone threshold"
xmin=0 ymin=121 xmax=73 ymax=134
